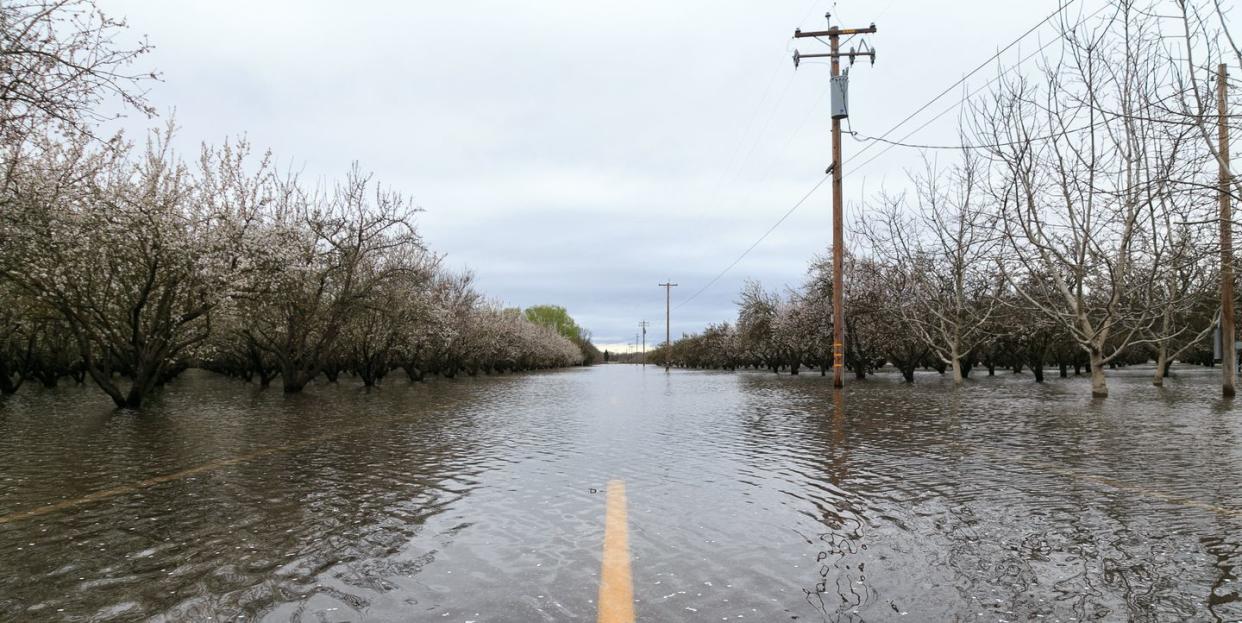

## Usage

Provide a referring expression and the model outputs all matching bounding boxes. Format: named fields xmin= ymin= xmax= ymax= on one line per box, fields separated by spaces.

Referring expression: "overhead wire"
xmin=674 ymin=175 xmax=832 ymax=310
xmin=847 ymin=1 xmax=1113 ymax=173
xmin=673 ymin=0 xmax=1096 ymax=311
xmin=673 ymin=81 xmax=835 ymax=311
xmin=692 ymin=0 xmax=824 ymax=259
xmin=842 ymin=0 xmax=1087 ymax=169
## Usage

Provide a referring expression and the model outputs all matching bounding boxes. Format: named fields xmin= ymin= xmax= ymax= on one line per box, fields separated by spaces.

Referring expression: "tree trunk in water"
xmin=901 ymin=364 xmax=915 ymax=383
xmin=951 ymin=356 xmax=963 ymax=385
xmin=0 ymin=361 xmax=17 ymax=394
xmin=1089 ymin=349 xmax=1108 ymax=397
xmin=282 ymin=376 xmax=308 ymax=393
xmin=851 ymin=357 xmax=867 ymax=379
xmin=1153 ymin=344 xmax=1168 ymax=386
xmin=987 ymin=362 xmax=995 ymax=376
xmin=280 ymin=361 xmax=314 ymax=393
xmin=1032 ymin=363 xmax=1044 ymax=383
xmin=124 ymin=384 xmax=146 ymax=409
xmin=1059 ymin=362 xmax=1068 ymax=378
xmin=89 ymin=370 xmax=127 ymax=408
xmin=120 ymin=360 xmax=164 ymax=409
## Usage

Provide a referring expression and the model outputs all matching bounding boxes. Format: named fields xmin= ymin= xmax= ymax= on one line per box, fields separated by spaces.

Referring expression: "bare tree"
xmin=977 ymin=3 xmax=1188 ymax=396
xmin=1171 ymin=0 xmax=1242 ymax=206
xmin=860 ymin=151 xmax=1000 ymax=384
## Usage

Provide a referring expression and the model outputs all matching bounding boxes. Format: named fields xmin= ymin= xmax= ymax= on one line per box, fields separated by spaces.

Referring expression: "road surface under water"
xmin=1 ymin=365 xmax=1240 ymax=622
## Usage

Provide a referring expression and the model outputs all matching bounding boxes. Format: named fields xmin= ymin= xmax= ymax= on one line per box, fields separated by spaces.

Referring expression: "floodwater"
xmin=1 ymin=365 xmax=1240 ymax=622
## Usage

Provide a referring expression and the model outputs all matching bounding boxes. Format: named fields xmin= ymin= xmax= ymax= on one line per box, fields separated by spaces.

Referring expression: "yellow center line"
xmin=597 ymin=479 xmax=635 ymax=623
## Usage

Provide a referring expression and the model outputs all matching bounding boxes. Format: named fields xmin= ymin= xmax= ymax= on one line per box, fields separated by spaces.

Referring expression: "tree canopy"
xmin=523 ymin=305 xmax=602 ymax=364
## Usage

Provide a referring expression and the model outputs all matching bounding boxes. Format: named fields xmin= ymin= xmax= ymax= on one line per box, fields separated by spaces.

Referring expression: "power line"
xmin=848 ymin=1 xmax=1113 ymax=174
xmin=674 ymin=174 xmax=830 ymax=310
xmin=844 ymin=0 xmax=1085 ymax=168
xmin=848 ymin=119 xmax=1111 ymax=151
xmin=674 ymin=1 xmax=1095 ymax=310
xmin=696 ymin=0 xmax=826 ymax=240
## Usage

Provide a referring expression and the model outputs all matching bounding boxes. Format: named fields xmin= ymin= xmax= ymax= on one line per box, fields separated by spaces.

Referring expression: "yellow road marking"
xmin=597 ymin=479 xmax=635 ymax=623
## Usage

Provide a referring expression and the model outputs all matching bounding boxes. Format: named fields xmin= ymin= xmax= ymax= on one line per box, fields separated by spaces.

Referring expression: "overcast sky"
xmin=108 ymin=0 xmax=1078 ymax=351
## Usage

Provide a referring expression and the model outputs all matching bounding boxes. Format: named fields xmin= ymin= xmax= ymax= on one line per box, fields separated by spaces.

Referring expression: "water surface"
xmin=1 ymin=365 xmax=1239 ymax=621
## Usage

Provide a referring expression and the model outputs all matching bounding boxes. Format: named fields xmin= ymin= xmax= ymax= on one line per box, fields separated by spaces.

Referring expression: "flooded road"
xmin=1 ymin=365 xmax=1240 ymax=622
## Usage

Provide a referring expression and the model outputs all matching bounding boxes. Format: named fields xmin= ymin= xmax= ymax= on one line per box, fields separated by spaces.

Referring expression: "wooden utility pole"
xmin=639 ymin=321 xmax=649 ymax=367
xmin=794 ymin=15 xmax=877 ymax=389
xmin=659 ymin=282 xmax=677 ymax=370
xmin=1220 ymin=63 xmax=1236 ymax=397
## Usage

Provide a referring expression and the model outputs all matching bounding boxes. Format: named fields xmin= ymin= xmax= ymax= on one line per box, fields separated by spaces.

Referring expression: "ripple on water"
xmin=0 ymin=365 xmax=1240 ymax=621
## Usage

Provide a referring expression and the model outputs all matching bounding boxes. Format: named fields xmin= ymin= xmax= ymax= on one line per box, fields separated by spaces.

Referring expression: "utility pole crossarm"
xmin=794 ymin=26 xmax=877 ymax=39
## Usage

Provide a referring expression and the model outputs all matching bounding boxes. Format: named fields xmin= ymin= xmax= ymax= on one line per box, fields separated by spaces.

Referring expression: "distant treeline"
xmin=604 ymin=351 xmax=649 ymax=365
xmin=0 ymin=1 xmax=596 ymax=409
xmin=648 ymin=255 xmax=1218 ymax=386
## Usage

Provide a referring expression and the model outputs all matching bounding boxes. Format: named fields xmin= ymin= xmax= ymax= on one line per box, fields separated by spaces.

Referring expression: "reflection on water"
xmin=1 ymin=366 xmax=1240 ymax=621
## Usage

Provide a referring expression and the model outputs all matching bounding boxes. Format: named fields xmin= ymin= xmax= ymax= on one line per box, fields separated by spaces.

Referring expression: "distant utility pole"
xmin=659 ymin=282 xmax=678 ymax=370
xmin=793 ymin=14 xmax=877 ymax=389
xmin=1220 ymin=63 xmax=1235 ymax=397
xmin=639 ymin=321 xmax=649 ymax=366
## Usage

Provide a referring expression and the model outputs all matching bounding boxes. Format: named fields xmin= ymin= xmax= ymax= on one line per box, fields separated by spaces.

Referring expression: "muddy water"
xmin=0 ymin=365 xmax=1239 ymax=621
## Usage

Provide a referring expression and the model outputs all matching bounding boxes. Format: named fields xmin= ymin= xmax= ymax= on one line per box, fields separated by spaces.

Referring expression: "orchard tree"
xmin=0 ymin=129 xmax=267 ymax=407
xmin=0 ymin=0 xmax=154 ymax=141
xmin=860 ymin=152 xmax=1000 ymax=385
xmin=977 ymin=5 xmax=1189 ymax=396
xmin=239 ymin=166 xmax=424 ymax=392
